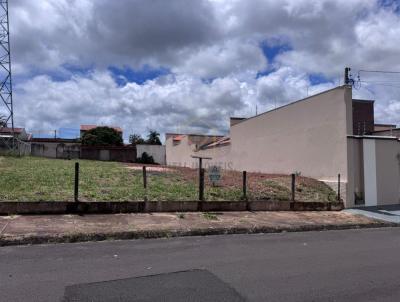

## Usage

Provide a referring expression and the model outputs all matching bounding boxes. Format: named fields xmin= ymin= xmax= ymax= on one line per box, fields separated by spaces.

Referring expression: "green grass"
xmin=202 ymin=212 xmax=219 ymax=220
xmin=0 ymin=156 xmax=337 ymax=202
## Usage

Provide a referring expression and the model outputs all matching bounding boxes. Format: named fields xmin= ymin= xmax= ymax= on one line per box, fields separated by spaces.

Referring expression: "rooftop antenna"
xmin=0 ymin=0 xmax=15 ymax=152
xmin=344 ymin=67 xmax=351 ymax=85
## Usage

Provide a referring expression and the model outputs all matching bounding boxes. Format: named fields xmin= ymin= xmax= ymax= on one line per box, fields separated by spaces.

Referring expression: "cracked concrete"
xmin=0 ymin=211 xmax=393 ymax=246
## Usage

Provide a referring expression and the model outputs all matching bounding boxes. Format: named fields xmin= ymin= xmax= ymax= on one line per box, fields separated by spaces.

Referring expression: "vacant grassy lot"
xmin=0 ymin=156 xmax=337 ymax=202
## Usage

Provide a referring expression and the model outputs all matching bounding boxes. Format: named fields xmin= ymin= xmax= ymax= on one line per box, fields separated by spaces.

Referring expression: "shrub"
xmin=136 ymin=152 xmax=155 ymax=164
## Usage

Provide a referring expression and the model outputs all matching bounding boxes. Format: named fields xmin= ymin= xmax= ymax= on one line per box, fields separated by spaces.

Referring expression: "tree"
xmin=81 ymin=126 xmax=123 ymax=146
xmin=129 ymin=133 xmax=145 ymax=145
xmin=146 ymin=130 xmax=161 ymax=145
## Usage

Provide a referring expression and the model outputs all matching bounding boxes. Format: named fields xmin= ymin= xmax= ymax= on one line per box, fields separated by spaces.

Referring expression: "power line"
xmin=358 ymin=69 xmax=400 ymax=74
xmin=353 ymin=68 xmax=400 ymax=90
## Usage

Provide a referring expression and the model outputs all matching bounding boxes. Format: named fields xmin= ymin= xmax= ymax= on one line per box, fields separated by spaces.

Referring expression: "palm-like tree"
xmin=147 ymin=130 xmax=161 ymax=145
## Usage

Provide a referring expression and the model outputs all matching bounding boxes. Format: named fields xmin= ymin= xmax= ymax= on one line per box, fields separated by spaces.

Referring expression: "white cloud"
xmin=7 ymin=0 xmax=400 ymax=137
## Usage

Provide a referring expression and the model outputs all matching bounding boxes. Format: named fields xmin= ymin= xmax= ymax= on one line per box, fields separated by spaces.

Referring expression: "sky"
xmin=5 ymin=0 xmax=400 ymax=140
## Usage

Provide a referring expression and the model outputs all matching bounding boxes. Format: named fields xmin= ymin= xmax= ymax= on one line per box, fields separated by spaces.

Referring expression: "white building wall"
xmin=229 ymin=86 xmax=352 ymax=181
xmin=165 ymin=136 xmax=198 ymax=168
xmin=375 ymin=138 xmax=400 ymax=205
xmin=137 ymin=144 xmax=166 ymax=165
xmin=363 ymin=139 xmax=378 ymax=206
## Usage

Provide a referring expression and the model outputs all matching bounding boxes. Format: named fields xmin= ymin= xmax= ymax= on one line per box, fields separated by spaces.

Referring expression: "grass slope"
xmin=0 ymin=156 xmax=337 ymax=202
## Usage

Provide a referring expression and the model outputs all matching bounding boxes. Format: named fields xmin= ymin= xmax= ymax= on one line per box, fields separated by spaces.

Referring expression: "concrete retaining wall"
xmin=0 ymin=201 xmax=344 ymax=215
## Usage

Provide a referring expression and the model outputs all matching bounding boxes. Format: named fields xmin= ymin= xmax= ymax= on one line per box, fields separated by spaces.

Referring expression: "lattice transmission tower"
xmin=0 ymin=0 xmax=14 ymax=151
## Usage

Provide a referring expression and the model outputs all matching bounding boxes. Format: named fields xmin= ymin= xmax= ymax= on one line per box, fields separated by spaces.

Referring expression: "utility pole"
xmin=0 ymin=0 xmax=15 ymax=152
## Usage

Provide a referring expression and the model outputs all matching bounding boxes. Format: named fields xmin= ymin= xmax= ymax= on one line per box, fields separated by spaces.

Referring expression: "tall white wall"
xmin=375 ymin=139 xmax=400 ymax=205
xmin=137 ymin=144 xmax=166 ymax=165
xmin=363 ymin=139 xmax=378 ymax=206
xmin=229 ymin=86 xmax=352 ymax=182
xmin=348 ymin=137 xmax=400 ymax=207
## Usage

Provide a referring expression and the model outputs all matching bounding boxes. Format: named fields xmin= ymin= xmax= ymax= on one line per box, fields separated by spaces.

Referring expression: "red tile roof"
xmin=172 ymin=134 xmax=185 ymax=141
xmin=0 ymin=127 xmax=24 ymax=134
xmin=201 ymin=136 xmax=230 ymax=149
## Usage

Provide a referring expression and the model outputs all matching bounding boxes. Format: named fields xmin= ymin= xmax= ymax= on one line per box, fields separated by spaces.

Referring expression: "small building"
xmin=165 ymin=133 xmax=225 ymax=168
xmin=0 ymin=127 xmax=31 ymax=141
xmin=371 ymin=127 xmax=400 ymax=138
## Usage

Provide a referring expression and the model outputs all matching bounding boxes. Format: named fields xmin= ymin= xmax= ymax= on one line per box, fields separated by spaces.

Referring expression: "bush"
xmin=136 ymin=152 xmax=155 ymax=164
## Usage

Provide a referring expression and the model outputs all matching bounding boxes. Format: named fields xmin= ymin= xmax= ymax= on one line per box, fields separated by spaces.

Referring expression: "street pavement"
xmin=1 ymin=228 xmax=400 ymax=301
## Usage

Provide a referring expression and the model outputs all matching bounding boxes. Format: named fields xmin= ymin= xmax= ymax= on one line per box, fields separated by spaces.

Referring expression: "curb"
xmin=0 ymin=201 xmax=344 ymax=216
xmin=0 ymin=221 xmax=396 ymax=247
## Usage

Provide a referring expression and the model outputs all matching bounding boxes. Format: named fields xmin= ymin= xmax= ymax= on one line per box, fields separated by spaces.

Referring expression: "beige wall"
xmin=375 ymin=139 xmax=400 ymax=205
xmin=195 ymin=144 xmax=233 ymax=170
xmin=166 ymin=135 xmax=199 ymax=168
xmin=137 ymin=144 xmax=166 ymax=165
xmin=348 ymin=137 xmax=400 ymax=207
xmin=166 ymin=134 xmax=224 ymax=168
xmin=229 ymin=86 xmax=352 ymax=182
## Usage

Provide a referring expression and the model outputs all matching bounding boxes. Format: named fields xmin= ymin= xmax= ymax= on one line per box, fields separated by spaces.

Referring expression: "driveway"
xmin=345 ymin=204 xmax=400 ymax=224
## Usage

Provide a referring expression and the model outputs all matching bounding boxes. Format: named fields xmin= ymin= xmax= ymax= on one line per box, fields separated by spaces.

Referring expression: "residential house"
xmin=166 ymin=85 xmax=400 ymax=208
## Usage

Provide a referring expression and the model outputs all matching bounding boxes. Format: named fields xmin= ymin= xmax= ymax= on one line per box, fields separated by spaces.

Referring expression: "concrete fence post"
xmin=199 ymin=168 xmax=205 ymax=202
xmin=74 ymin=162 xmax=79 ymax=202
xmin=143 ymin=166 xmax=148 ymax=202
xmin=291 ymin=173 xmax=296 ymax=202
xmin=243 ymin=171 xmax=250 ymax=210
xmin=197 ymin=168 xmax=205 ymax=211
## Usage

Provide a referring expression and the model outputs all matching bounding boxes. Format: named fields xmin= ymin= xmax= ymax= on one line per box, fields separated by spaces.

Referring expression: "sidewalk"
xmin=345 ymin=205 xmax=400 ymax=224
xmin=0 ymin=211 xmax=394 ymax=246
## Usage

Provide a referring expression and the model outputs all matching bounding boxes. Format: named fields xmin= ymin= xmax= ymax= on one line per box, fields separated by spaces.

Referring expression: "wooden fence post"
xmin=291 ymin=173 xmax=296 ymax=202
xmin=199 ymin=168 xmax=205 ymax=202
xmin=142 ymin=166 xmax=148 ymax=203
xmin=243 ymin=171 xmax=250 ymax=210
xmin=337 ymin=173 xmax=341 ymax=201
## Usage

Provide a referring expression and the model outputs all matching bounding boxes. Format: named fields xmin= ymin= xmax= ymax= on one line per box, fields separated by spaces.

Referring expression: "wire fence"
xmin=0 ymin=156 xmax=342 ymax=203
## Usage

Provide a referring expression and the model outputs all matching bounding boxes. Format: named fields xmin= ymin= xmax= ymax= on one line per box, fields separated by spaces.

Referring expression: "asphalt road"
xmin=2 ymin=228 xmax=400 ymax=301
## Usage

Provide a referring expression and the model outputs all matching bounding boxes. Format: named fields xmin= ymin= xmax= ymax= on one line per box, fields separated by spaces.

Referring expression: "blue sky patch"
xmin=260 ymin=41 xmax=292 ymax=63
xmin=309 ymin=73 xmax=329 ymax=85
xmin=58 ymin=127 xmax=80 ymax=139
xmin=108 ymin=65 xmax=170 ymax=86
xmin=256 ymin=41 xmax=292 ymax=78
xmin=14 ymin=64 xmax=93 ymax=84
xmin=378 ymin=0 xmax=400 ymax=14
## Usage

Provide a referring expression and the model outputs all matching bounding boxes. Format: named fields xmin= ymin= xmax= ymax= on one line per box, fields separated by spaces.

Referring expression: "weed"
xmin=202 ymin=212 xmax=218 ymax=220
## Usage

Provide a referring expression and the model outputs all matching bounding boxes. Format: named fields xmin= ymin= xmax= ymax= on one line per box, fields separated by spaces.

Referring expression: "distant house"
xmin=165 ymin=133 xmax=225 ymax=168
xmin=0 ymin=127 xmax=31 ymax=141
xmin=80 ymin=125 xmax=123 ymax=138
